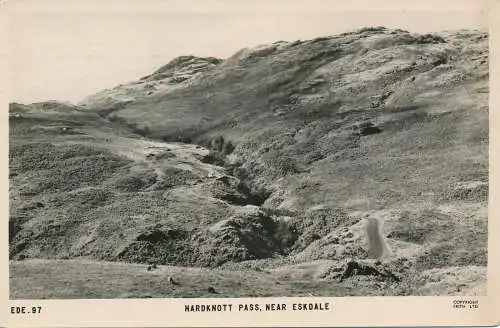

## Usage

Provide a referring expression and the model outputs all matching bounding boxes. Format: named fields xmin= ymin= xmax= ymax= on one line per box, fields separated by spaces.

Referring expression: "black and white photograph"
xmin=5 ymin=0 xmax=491 ymax=306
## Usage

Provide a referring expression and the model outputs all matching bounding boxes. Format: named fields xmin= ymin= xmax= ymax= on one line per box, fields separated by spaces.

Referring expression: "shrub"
xmin=262 ymin=152 xmax=302 ymax=177
xmin=210 ymin=135 xmax=224 ymax=151
xmin=221 ymin=140 xmax=235 ymax=155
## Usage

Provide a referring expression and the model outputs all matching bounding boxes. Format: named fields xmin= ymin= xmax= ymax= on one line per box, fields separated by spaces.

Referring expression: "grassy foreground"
xmin=10 ymin=259 xmax=486 ymax=299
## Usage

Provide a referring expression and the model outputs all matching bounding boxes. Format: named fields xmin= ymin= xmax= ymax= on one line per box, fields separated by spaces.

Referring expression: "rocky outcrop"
xmin=77 ymin=56 xmax=222 ymax=115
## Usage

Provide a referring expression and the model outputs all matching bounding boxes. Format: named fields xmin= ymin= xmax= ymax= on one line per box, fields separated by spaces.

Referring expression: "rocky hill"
xmin=9 ymin=27 xmax=488 ymax=298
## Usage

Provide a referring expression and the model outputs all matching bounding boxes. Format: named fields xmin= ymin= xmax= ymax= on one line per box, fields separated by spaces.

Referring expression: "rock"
xmin=338 ymin=259 xmax=400 ymax=282
xmin=168 ymin=276 xmax=179 ymax=285
xmin=207 ymin=286 xmax=218 ymax=294
xmin=208 ymin=219 xmax=233 ymax=234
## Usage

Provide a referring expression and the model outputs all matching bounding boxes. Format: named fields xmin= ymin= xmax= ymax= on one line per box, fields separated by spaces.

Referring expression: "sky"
xmin=5 ymin=0 xmax=488 ymax=104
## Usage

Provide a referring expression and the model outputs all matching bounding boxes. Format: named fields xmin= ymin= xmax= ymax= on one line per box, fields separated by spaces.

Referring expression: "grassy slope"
xmin=10 ymin=259 xmax=485 ymax=299
xmin=81 ymin=28 xmax=488 ymax=210
xmin=9 ymin=102 xmax=238 ymax=265
xmin=9 ymin=27 xmax=488 ymax=298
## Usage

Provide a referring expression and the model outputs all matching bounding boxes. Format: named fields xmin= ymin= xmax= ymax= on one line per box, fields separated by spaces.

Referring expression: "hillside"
xmin=9 ymin=27 xmax=488 ymax=298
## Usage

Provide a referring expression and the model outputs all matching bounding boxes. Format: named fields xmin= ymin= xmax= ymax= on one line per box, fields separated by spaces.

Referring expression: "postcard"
xmin=1 ymin=0 xmax=498 ymax=326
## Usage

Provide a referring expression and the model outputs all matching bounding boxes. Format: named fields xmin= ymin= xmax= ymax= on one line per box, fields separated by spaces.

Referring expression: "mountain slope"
xmin=9 ymin=27 xmax=488 ymax=298
xmin=79 ymin=27 xmax=488 ymax=210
